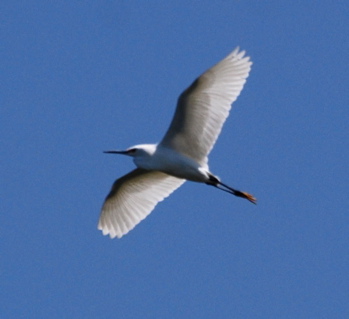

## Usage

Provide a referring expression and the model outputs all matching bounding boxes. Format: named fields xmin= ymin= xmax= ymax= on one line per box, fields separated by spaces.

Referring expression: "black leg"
xmin=206 ymin=177 xmax=257 ymax=204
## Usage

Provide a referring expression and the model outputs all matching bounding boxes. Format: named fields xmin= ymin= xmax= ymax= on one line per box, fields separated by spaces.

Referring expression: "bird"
xmin=98 ymin=47 xmax=256 ymax=239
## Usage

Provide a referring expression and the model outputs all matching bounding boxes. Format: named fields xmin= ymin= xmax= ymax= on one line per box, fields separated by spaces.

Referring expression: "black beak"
xmin=103 ymin=150 xmax=129 ymax=155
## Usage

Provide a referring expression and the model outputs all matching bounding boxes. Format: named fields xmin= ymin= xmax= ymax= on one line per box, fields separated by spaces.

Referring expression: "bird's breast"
xmin=135 ymin=147 xmax=209 ymax=183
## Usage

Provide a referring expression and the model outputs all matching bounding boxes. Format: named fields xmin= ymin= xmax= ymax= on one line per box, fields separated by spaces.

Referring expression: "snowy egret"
xmin=98 ymin=47 xmax=256 ymax=239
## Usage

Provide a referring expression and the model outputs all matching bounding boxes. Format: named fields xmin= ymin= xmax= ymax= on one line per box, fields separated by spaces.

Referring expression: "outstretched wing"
xmin=98 ymin=168 xmax=185 ymax=238
xmin=160 ymin=47 xmax=252 ymax=165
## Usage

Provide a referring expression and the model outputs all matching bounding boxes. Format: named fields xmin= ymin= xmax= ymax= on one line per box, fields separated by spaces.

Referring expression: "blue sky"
xmin=2 ymin=1 xmax=348 ymax=318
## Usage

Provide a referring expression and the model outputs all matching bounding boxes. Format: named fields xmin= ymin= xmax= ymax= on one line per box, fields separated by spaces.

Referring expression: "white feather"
xmin=98 ymin=169 xmax=185 ymax=238
xmin=160 ymin=48 xmax=252 ymax=165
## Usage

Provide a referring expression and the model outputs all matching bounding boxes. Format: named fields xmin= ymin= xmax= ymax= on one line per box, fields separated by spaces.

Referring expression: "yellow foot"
xmin=240 ymin=191 xmax=257 ymax=204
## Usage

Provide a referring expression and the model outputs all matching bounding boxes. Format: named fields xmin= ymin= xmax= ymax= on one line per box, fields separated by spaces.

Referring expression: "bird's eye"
xmin=128 ymin=148 xmax=137 ymax=154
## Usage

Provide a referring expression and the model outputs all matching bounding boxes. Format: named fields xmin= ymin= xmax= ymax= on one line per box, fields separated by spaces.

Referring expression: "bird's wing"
xmin=98 ymin=168 xmax=185 ymax=238
xmin=160 ymin=47 xmax=252 ymax=165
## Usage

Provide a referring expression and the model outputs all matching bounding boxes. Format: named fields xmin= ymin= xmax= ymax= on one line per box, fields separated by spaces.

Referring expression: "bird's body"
xmin=132 ymin=144 xmax=209 ymax=182
xmin=99 ymin=47 xmax=256 ymax=239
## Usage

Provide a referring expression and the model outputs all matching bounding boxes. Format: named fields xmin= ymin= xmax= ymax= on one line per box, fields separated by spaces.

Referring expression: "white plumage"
xmin=98 ymin=47 xmax=255 ymax=239
xmin=161 ymin=48 xmax=251 ymax=165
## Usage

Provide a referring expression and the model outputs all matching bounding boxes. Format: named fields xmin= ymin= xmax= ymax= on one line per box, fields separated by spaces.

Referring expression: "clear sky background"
xmin=2 ymin=1 xmax=348 ymax=318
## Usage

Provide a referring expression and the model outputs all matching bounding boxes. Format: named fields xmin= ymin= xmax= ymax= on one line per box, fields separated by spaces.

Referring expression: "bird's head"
xmin=104 ymin=144 xmax=157 ymax=158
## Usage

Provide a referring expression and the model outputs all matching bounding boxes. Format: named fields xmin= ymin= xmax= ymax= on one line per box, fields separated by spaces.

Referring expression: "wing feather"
xmin=98 ymin=168 xmax=185 ymax=238
xmin=160 ymin=47 xmax=252 ymax=165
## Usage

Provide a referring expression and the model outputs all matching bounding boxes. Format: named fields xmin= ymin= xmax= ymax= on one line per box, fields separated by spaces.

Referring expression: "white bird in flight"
xmin=98 ymin=47 xmax=256 ymax=239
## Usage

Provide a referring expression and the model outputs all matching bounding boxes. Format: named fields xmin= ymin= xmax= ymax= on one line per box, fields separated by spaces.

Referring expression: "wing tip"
xmin=229 ymin=46 xmax=252 ymax=65
xmin=98 ymin=224 xmax=124 ymax=239
xmin=97 ymin=218 xmax=124 ymax=239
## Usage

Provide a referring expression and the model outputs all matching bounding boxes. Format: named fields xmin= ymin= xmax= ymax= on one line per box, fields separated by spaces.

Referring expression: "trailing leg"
xmin=206 ymin=174 xmax=256 ymax=204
